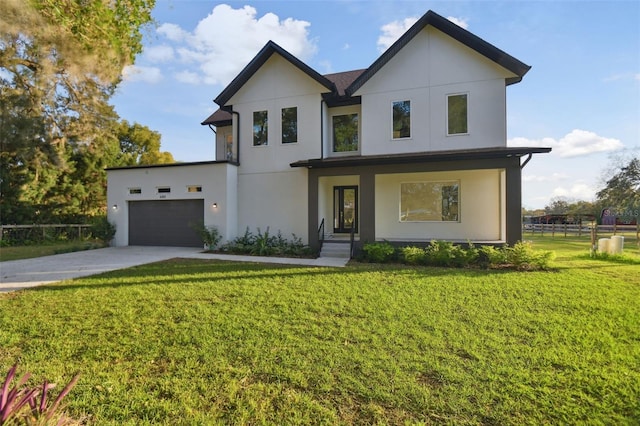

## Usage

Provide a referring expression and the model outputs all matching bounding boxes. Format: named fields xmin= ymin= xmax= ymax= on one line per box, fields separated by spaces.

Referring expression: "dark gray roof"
xmin=347 ymin=10 xmax=531 ymax=95
xmin=214 ymin=40 xmax=336 ymax=107
xmin=201 ymin=109 xmax=232 ymax=126
xmin=290 ymin=147 xmax=551 ymax=169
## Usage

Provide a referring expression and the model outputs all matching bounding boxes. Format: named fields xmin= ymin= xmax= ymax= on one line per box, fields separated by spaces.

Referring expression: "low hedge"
xmin=359 ymin=240 xmax=555 ymax=271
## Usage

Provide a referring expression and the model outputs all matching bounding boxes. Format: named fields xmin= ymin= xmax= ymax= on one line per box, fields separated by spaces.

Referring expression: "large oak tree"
xmin=1 ymin=0 xmax=173 ymax=223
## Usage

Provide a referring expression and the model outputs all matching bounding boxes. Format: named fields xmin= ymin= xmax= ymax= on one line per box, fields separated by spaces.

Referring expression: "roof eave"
xmin=346 ymin=10 xmax=531 ymax=96
xmin=214 ymin=41 xmax=337 ymax=106
xmin=290 ymin=147 xmax=551 ymax=169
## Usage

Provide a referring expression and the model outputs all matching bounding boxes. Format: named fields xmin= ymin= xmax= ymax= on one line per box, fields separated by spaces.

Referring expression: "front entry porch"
xmin=293 ymin=148 xmax=551 ymax=252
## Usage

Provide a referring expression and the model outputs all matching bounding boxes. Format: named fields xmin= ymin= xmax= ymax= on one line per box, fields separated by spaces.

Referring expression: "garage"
xmin=128 ymin=199 xmax=204 ymax=247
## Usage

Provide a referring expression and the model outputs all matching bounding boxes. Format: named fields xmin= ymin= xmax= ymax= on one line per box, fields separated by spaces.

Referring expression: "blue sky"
xmin=111 ymin=0 xmax=640 ymax=209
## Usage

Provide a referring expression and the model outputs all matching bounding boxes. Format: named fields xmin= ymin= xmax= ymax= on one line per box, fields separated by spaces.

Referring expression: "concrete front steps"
xmin=319 ymin=241 xmax=351 ymax=259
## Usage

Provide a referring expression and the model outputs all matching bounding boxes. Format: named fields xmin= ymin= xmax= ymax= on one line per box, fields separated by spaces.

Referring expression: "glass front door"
xmin=333 ymin=186 xmax=358 ymax=233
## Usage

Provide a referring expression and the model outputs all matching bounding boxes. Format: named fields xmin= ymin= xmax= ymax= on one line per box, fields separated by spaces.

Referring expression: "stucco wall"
xmin=228 ymin=55 xmax=325 ymax=174
xmin=107 ymin=163 xmax=236 ymax=246
xmin=356 ymin=26 xmax=511 ymax=156
xmin=375 ymin=169 xmax=504 ymax=242
xmin=236 ymin=168 xmax=309 ymax=243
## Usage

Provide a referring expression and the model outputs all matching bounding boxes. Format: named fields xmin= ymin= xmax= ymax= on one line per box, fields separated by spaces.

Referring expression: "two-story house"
xmin=107 ymin=10 xmax=550 ymax=251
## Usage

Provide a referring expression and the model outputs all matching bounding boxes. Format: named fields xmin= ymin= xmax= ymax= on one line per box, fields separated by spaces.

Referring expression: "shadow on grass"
xmin=28 ymin=258 xmax=524 ymax=293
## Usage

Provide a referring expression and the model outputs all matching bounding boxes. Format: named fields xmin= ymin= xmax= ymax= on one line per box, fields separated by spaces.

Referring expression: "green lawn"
xmin=0 ymin=240 xmax=106 ymax=262
xmin=0 ymin=236 xmax=638 ymax=424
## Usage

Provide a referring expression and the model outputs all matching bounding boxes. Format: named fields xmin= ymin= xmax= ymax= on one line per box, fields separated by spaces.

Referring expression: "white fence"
xmin=0 ymin=224 xmax=94 ymax=243
xmin=523 ymin=223 xmax=639 ymax=243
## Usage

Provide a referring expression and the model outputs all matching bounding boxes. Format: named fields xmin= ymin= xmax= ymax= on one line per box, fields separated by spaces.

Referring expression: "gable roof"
xmin=202 ymin=69 xmax=366 ymax=126
xmin=214 ymin=40 xmax=336 ymax=106
xmin=346 ymin=10 xmax=531 ymax=95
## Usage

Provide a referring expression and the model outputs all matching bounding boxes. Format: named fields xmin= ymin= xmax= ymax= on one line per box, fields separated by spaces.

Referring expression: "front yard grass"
xmin=0 ymin=236 xmax=638 ymax=424
xmin=0 ymin=240 xmax=106 ymax=262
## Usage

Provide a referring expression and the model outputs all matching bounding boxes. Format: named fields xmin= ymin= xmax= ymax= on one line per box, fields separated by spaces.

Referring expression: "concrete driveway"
xmin=0 ymin=246 xmax=205 ymax=293
xmin=0 ymin=246 xmax=349 ymax=293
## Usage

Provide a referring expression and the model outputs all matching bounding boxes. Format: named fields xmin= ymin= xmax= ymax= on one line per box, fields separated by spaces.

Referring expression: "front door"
xmin=333 ymin=186 xmax=358 ymax=233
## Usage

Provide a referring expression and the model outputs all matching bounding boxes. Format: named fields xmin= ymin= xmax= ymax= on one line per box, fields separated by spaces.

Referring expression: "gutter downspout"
xmin=320 ymin=99 xmax=325 ymax=160
xmin=222 ymin=105 xmax=240 ymax=166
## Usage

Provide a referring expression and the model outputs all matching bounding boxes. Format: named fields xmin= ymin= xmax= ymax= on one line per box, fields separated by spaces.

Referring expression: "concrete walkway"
xmin=0 ymin=246 xmax=349 ymax=293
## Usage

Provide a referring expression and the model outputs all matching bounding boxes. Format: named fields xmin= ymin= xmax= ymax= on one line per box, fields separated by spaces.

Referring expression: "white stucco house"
xmin=107 ymin=10 xmax=550 ymax=251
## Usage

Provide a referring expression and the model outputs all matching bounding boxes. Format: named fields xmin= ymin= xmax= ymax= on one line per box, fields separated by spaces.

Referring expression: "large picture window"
xmin=392 ymin=100 xmax=411 ymax=139
xmin=332 ymin=113 xmax=358 ymax=152
xmin=400 ymin=181 xmax=459 ymax=222
xmin=447 ymin=93 xmax=468 ymax=135
xmin=281 ymin=107 xmax=297 ymax=144
xmin=253 ymin=110 xmax=268 ymax=146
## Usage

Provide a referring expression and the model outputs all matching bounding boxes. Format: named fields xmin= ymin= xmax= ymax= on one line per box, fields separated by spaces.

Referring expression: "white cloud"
xmin=550 ymin=183 xmax=596 ymax=201
xmin=604 ymin=72 xmax=640 ymax=82
xmin=175 ymin=70 xmax=201 ymax=85
xmin=122 ymin=65 xmax=163 ymax=84
xmin=377 ymin=15 xmax=468 ymax=52
xmin=446 ymin=16 xmax=469 ymax=29
xmin=157 ymin=23 xmax=191 ymax=42
xmin=377 ymin=17 xmax=418 ymax=52
xmin=523 ymin=172 xmax=569 ymax=182
xmin=508 ymin=129 xmax=623 ymax=158
xmin=145 ymin=45 xmax=174 ymax=63
xmin=156 ymin=4 xmax=316 ymax=86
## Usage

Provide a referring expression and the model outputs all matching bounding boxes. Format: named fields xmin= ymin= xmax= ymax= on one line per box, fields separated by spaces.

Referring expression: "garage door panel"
xmin=129 ymin=200 xmax=204 ymax=247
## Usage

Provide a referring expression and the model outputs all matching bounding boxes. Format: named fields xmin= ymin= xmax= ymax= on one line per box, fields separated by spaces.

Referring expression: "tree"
xmin=596 ymin=157 xmax=640 ymax=217
xmin=0 ymin=0 xmax=158 ymax=224
xmin=116 ymin=121 xmax=175 ymax=166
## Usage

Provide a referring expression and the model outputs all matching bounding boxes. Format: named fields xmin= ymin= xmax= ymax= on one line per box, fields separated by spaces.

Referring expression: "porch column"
xmin=505 ymin=162 xmax=522 ymax=245
xmin=359 ymin=170 xmax=376 ymax=244
xmin=307 ymin=169 xmax=320 ymax=251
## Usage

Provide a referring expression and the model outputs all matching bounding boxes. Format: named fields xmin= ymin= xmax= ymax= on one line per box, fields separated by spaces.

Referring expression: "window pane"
xmin=253 ymin=110 xmax=268 ymax=146
xmin=392 ymin=100 xmax=411 ymax=139
xmin=447 ymin=94 xmax=468 ymax=135
xmin=333 ymin=113 xmax=358 ymax=152
xmin=400 ymin=182 xmax=459 ymax=222
xmin=281 ymin=107 xmax=297 ymax=143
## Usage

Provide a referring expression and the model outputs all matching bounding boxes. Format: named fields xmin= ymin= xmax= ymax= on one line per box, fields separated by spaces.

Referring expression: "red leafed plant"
xmin=1 ymin=363 xmax=80 ymax=425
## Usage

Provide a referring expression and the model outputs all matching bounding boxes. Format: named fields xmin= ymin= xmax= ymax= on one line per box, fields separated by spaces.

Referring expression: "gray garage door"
xmin=129 ymin=199 xmax=204 ymax=247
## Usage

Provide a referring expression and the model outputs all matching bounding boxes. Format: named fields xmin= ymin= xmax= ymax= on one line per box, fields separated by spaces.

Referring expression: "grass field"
xmin=0 ymin=236 xmax=638 ymax=424
xmin=0 ymin=240 xmax=106 ymax=262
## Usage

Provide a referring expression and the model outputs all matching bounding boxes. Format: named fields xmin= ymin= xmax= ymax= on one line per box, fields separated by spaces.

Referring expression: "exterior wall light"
xmin=212 ymin=203 xmax=218 ymax=209
xmin=112 ymin=204 xmax=118 ymax=210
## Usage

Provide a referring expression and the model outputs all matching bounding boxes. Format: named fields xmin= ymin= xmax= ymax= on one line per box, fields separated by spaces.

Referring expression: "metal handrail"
xmin=349 ymin=225 xmax=355 ymax=259
xmin=317 ymin=218 xmax=325 ymax=252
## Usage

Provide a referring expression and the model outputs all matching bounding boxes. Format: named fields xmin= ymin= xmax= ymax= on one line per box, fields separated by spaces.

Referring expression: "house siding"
xmin=107 ymin=163 xmax=236 ymax=246
xmin=357 ymin=26 xmax=510 ymax=156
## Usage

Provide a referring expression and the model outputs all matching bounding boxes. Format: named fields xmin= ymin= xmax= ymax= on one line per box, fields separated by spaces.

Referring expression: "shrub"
xmin=191 ymin=222 xmax=222 ymax=249
xmin=251 ymin=227 xmax=275 ymax=256
xmin=425 ymin=240 xmax=456 ymax=267
xmin=219 ymin=227 xmax=313 ymax=258
xmin=361 ymin=241 xmax=396 ymax=263
xmin=0 ymin=363 xmax=80 ymax=425
xmin=481 ymin=241 xmax=555 ymax=271
xmin=90 ymin=216 xmax=116 ymax=244
xmin=401 ymin=246 xmax=426 ymax=265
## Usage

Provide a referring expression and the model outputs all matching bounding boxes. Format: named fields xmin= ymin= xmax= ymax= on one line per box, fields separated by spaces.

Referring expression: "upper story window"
xmin=392 ymin=100 xmax=411 ymax=139
xmin=157 ymin=187 xmax=171 ymax=194
xmin=281 ymin=107 xmax=297 ymax=144
xmin=400 ymin=181 xmax=460 ymax=222
xmin=333 ymin=113 xmax=359 ymax=152
xmin=447 ymin=93 xmax=468 ymax=135
xmin=225 ymin=133 xmax=233 ymax=160
xmin=253 ymin=110 xmax=268 ymax=146
xmin=187 ymin=185 xmax=202 ymax=193
xmin=129 ymin=188 xmax=142 ymax=195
